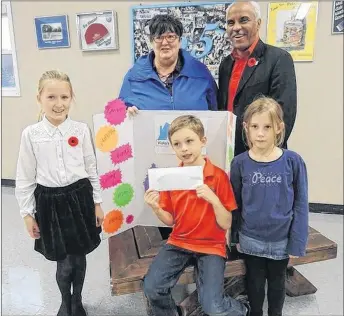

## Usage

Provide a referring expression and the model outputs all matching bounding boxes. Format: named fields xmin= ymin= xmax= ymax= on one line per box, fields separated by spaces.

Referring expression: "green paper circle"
xmin=228 ymin=146 xmax=234 ymax=164
xmin=113 ymin=183 xmax=134 ymax=207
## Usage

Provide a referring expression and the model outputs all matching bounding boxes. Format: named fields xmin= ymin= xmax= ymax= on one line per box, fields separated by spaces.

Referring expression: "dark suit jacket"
xmin=218 ymin=39 xmax=297 ymax=156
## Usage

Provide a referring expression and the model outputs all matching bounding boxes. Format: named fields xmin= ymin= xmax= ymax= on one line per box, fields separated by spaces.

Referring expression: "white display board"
xmin=92 ymin=99 xmax=236 ymax=238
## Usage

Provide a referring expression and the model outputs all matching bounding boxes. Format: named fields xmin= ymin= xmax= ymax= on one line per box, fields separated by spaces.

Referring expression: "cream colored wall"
xmin=2 ymin=1 xmax=343 ymax=205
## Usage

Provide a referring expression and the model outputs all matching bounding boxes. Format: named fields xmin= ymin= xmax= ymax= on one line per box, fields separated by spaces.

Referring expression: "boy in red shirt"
xmin=143 ymin=115 xmax=249 ymax=316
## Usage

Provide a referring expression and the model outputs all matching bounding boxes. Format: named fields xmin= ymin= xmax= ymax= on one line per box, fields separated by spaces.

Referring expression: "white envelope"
xmin=148 ymin=166 xmax=204 ymax=191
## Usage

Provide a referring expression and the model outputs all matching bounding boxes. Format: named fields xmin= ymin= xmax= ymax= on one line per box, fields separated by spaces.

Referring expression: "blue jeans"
xmin=143 ymin=244 xmax=247 ymax=316
xmin=239 ymin=232 xmax=289 ymax=260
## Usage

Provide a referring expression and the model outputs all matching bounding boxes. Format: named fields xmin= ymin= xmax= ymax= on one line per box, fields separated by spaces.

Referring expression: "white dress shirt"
xmin=15 ymin=116 xmax=102 ymax=218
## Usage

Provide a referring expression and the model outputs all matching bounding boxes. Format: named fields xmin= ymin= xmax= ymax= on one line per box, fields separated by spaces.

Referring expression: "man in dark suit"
xmin=218 ymin=1 xmax=297 ymax=155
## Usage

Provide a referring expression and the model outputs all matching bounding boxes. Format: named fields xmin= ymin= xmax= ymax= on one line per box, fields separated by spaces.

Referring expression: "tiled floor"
xmin=2 ymin=186 xmax=343 ymax=316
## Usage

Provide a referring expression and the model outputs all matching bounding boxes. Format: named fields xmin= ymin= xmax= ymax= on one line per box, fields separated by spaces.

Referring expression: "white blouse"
xmin=15 ymin=116 xmax=102 ymax=218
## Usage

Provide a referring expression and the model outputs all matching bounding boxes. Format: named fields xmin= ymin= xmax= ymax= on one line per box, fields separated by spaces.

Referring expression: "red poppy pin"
xmin=248 ymin=57 xmax=258 ymax=67
xmin=68 ymin=136 xmax=79 ymax=147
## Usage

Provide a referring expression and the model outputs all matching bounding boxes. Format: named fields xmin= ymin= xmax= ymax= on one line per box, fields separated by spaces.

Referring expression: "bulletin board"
xmin=131 ymin=2 xmax=234 ymax=78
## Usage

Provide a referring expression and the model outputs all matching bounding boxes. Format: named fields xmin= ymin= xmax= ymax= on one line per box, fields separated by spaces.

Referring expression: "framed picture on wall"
xmin=332 ymin=1 xmax=344 ymax=34
xmin=266 ymin=2 xmax=318 ymax=62
xmin=76 ymin=10 xmax=119 ymax=51
xmin=34 ymin=15 xmax=70 ymax=49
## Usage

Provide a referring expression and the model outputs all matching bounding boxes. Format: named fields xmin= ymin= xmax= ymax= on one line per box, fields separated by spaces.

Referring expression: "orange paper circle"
xmin=95 ymin=126 xmax=118 ymax=152
xmin=103 ymin=210 xmax=124 ymax=234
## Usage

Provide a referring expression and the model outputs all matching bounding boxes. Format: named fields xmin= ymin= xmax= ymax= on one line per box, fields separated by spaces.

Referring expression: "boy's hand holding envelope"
xmin=196 ymin=184 xmax=220 ymax=205
xmin=144 ymin=189 xmax=160 ymax=212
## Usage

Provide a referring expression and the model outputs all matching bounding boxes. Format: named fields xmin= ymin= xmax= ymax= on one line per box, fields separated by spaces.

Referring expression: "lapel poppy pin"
xmin=68 ymin=136 xmax=79 ymax=147
xmin=248 ymin=57 xmax=258 ymax=67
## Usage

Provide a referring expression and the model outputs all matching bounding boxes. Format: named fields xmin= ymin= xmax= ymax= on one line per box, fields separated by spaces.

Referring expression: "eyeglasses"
xmin=153 ymin=34 xmax=179 ymax=43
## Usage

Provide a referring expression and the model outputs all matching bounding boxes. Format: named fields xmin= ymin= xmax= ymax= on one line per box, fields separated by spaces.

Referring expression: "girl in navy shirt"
xmin=230 ymin=97 xmax=309 ymax=316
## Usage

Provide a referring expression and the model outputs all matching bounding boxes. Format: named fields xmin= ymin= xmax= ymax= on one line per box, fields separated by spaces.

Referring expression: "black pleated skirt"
xmin=34 ymin=178 xmax=101 ymax=261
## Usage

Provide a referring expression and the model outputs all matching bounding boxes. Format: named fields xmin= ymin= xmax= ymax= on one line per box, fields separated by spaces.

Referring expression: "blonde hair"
xmin=168 ymin=115 xmax=204 ymax=142
xmin=243 ymin=97 xmax=285 ymax=148
xmin=37 ymin=70 xmax=74 ymax=121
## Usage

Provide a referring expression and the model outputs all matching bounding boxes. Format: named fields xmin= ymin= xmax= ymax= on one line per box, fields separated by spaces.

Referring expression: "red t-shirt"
xmin=159 ymin=158 xmax=237 ymax=258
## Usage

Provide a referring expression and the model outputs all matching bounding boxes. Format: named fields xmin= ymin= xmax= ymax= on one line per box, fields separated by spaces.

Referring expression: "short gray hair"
xmin=250 ymin=1 xmax=261 ymax=19
xmin=226 ymin=1 xmax=261 ymax=20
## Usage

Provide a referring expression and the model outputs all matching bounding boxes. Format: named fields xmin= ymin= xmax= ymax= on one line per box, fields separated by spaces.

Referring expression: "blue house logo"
xmin=158 ymin=122 xmax=170 ymax=141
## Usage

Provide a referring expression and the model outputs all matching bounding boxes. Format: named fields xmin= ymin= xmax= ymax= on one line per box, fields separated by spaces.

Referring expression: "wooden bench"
xmin=108 ymin=226 xmax=337 ymax=315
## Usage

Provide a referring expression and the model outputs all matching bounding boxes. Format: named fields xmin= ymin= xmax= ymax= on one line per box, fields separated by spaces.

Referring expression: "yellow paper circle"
xmin=95 ymin=126 xmax=118 ymax=152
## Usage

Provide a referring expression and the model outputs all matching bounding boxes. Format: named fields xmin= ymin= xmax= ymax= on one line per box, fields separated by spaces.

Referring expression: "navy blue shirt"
xmin=230 ymin=150 xmax=309 ymax=257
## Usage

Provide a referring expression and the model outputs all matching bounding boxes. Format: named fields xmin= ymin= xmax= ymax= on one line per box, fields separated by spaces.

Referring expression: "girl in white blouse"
xmin=15 ymin=70 xmax=104 ymax=316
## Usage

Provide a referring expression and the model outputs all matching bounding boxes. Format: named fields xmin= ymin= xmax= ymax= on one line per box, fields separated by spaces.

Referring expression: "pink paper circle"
xmin=104 ymin=99 xmax=127 ymax=125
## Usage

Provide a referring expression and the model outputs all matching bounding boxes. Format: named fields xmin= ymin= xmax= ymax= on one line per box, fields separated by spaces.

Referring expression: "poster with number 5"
xmin=131 ymin=2 xmax=234 ymax=79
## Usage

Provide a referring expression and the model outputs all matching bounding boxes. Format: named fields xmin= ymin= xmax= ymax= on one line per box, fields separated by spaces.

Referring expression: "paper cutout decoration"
xmin=225 ymin=112 xmax=237 ymax=171
xmin=228 ymin=146 xmax=234 ymax=165
xmin=100 ymin=169 xmax=122 ymax=190
xmin=143 ymin=163 xmax=157 ymax=191
xmin=104 ymin=99 xmax=127 ymax=126
xmin=103 ymin=209 xmax=124 ymax=234
xmin=126 ymin=214 xmax=134 ymax=224
xmin=95 ymin=126 xmax=118 ymax=152
xmin=113 ymin=183 xmax=134 ymax=207
xmin=85 ymin=23 xmax=109 ymax=44
xmin=111 ymin=143 xmax=133 ymax=165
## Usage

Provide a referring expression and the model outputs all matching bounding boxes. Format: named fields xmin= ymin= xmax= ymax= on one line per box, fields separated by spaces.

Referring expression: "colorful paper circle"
xmin=113 ymin=183 xmax=134 ymax=207
xmin=228 ymin=146 xmax=234 ymax=164
xmin=103 ymin=210 xmax=124 ymax=234
xmin=126 ymin=214 xmax=134 ymax=224
xmin=104 ymin=99 xmax=127 ymax=126
xmin=95 ymin=126 xmax=118 ymax=152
